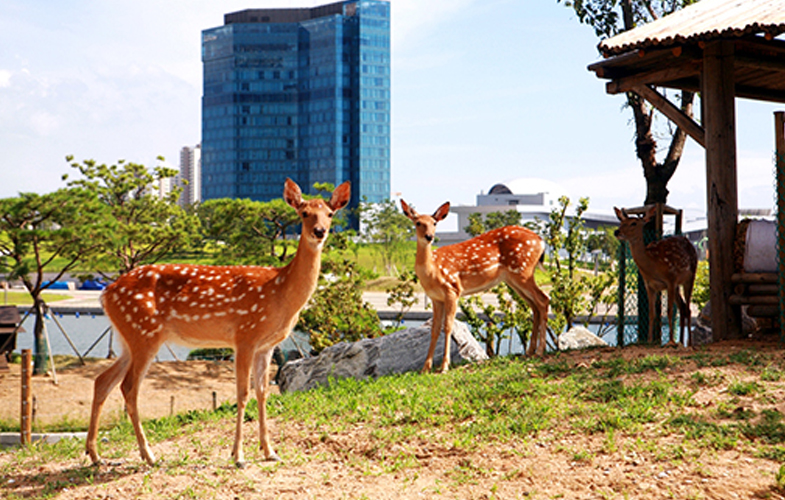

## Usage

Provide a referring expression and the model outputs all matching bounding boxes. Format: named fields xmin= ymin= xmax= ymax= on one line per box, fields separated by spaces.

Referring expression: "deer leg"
xmin=509 ymin=279 xmax=550 ymax=357
xmin=423 ymin=301 xmax=445 ymax=373
xmin=664 ymin=286 xmax=678 ymax=347
xmin=253 ymin=348 xmax=280 ymax=462
xmin=86 ymin=350 xmax=131 ymax=465
xmin=645 ymin=286 xmax=658 ymax=345
xmin=232 ymin=348 xmax=254 ymax=468
xmin=675 ymin=290 xmax=689 ymax=347
xmin=439 ymin=295 xmax=458 ymax=373
xmin=120 ymin=350 xmax=158 ymax=465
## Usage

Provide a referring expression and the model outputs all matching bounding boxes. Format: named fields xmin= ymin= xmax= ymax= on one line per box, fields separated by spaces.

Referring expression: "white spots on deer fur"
xmin=125 ymin=314 xmax=132 ymax=323
xmin=134 ymin=293 xmax=144 ymax=300
xmin=275 ymin=275 xmax=283 ymax=285
xmin=215 ymin=311 xmax=227 ymax=317
xmin=145 ymin=301 xmax=154 ymax=309
xmin=251 ymin=303 xmax=258 ymax=312
xmin=203 ymin=312 xmax=212 ymax=320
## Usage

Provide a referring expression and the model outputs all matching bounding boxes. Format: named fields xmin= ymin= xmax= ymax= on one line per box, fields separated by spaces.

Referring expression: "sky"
xmin=1 ymin=0 xmax=782 ymax=229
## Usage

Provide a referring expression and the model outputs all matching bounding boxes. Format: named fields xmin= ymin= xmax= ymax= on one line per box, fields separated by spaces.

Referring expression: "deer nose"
xmin=313 ymin=227 xmax=326 ymax=239
xmin=614 ymin=229 xmax=620 ymax=237
xmin=425 ymin=233 xmax=434 ymax=243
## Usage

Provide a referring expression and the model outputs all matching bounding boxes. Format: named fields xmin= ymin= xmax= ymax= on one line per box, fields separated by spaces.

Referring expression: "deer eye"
xmin=328 ymin=212 xmax=333 ymax=218
xmin=303 ymin=211 xmax=311 ymax=218
xmin=415 ymin=221 xmax=422 ymax=227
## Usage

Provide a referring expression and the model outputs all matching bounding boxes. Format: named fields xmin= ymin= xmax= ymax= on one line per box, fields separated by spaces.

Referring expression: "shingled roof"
xmin=599 ymin=0 xmax=785 ymax=57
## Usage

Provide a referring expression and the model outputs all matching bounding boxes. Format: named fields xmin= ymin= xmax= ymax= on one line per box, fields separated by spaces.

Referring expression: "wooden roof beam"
xmin=604 ymin=60 xmax=702 ymax=94
xmin=632 ymin=84 xmax=705 ymax=148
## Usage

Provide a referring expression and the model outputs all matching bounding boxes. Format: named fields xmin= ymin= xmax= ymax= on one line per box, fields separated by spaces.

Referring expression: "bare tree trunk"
xmin=32 ymin=297 xmax=49 ymax=375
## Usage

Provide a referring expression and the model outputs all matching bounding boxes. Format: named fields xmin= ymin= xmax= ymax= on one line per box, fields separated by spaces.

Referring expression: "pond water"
xmin=11 ymin=312 xmax=625 ymax=362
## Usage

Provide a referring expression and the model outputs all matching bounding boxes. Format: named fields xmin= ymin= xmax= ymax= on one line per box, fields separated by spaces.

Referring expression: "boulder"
xmin=277 ymin=319 xmax=488 ymax=392
xmin=557 ymin=325 xmax=608 ymax=351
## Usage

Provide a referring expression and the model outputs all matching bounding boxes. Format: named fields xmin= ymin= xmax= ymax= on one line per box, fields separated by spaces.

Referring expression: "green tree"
xmin=559 ymin=0 xmax=696 ymax=206
xmin=64 ymin=156 xmax=199 ymax=275
xmin=359 ymin=199 xmax=413 ymax=275
xmin=464 ymin=210 xmax=522 ymax=237
xmin=198 ymin=198 xmax=299 ymax=265
xmin=586 ymin=225 xmax=620 ymax=268
xmin=542 ymin=196 xmax=591 ymax=333
xmin=0 ymin=189 xmax=107 ymax=374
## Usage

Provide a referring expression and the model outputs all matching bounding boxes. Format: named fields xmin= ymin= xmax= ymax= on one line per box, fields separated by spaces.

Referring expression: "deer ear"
xmin=400 ymin=199 xmax=417 ymax=220
xmin=643 ymin=205 xmax=657 ymax=222
xmin=329 ymin=181 xmax=351 ymax=211
xmin=283 ymin=178 xmax=303 ymax=209
xmin=433 ymin=202 xmax=450 ymax=222
xmin=614 ymin=207 xmax=626 ymax=221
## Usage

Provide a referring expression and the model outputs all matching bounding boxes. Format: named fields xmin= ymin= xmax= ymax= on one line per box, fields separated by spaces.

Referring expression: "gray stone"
xmin=557 ymin=325 xmax=608 ymax=351
xmin=278 ymin=319 xmax=488 ymax=392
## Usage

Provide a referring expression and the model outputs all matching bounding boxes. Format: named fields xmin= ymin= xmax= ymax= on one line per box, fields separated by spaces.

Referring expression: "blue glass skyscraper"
xmin=201 ymin=1 xmax=390 ymax=222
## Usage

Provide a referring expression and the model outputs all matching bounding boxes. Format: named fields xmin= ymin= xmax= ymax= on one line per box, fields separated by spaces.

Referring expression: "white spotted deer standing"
xmin=614 ymin=206 xmax=698 ymax=346
xmin=400 ymin=200 xmax=550 ymax=373
xmin=86 ymin=178 xmax=351 ymax=467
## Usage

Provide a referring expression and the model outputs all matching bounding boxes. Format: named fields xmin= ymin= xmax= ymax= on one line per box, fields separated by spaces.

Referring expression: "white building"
xmin=437 ymin=178 xmax=619 ymax=244
xmin=176 ymin=144 xmax=202 ymax=207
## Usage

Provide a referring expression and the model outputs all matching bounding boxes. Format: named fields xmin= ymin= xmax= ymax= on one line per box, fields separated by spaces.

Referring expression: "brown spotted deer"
xmin=614 ymin=206 xmax=698 ymax=346
xmin=86 ymin=178 xmax=351 ymax=467
xmin=400 ymin=200 xmax=549 ymax=373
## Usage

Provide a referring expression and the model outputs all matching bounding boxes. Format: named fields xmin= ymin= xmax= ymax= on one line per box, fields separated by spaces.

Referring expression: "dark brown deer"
xmin=614 ymin=206 xmax=698 ymax=346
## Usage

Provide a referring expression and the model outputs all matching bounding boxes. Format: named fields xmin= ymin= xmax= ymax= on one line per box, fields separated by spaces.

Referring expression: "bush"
xmin=298 ymin=259 xmax=382 ymax=353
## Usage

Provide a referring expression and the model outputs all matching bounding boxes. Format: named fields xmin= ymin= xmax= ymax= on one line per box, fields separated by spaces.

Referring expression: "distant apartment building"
xmin=176 ymin=144 xmax=202 ymax=207
xmin=201 ymin=1 xmax=391 ymax=225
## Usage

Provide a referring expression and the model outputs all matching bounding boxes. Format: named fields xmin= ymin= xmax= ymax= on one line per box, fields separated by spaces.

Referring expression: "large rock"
xmin=557 ymin=325 xmax=608 ymax=351
xmin=277 ymin=319 xmax=488 ymax=392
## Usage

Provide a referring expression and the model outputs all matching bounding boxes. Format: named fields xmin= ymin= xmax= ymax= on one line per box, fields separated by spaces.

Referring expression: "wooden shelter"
xmin=588 ymin=0 xmax=785 ymax=342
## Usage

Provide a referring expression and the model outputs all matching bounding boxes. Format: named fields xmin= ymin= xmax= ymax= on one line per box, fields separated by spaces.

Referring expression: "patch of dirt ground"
xmin=3 ymin=340 xmax=785 ymax=499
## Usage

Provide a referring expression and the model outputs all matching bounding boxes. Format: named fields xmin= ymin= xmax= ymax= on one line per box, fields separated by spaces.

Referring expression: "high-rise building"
xmin=201 ymin=1 xmax=390 ymax=223
xmin=176 ymin=144 xmax=202 ymax=207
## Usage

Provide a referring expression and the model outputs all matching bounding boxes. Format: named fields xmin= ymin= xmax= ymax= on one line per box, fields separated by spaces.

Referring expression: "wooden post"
xmin=702 ymin=40 xmax=741 ymax=341
xmin=20 ymin=349 xmax=32 ymax=445
xmin=775 ymin=111 xmax=785 ymax=342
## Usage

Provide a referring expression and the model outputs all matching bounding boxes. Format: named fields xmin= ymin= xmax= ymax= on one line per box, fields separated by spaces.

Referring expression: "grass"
xmin=1 ymin=291 xmax=73 ymax=306
xmin=5 ymin=347 xmax=785 ymax=497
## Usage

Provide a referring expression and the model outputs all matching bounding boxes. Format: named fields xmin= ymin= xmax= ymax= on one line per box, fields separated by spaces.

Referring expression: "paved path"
xmin=39 ymin=289 xmax=504 ymax=315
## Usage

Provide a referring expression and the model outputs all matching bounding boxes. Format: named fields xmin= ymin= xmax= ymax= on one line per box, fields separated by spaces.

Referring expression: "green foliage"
xmin=198 ymin=197 xmax=299 ymax=266
xmin=359 ymin=199 xmax=413 ymax=275
xmin=459 ymin=284 xmax=533 ymax=358
xmin=64 ymin=156 xmax=200 ymax=275
xmin=692 ymin=260 xmax=710 ymax=310
xmin=557 ymin=0 xmax=696 ymax=39
xmin=298 ymin=258 xmax=382 ymax=353
xmin=384 ymin=270 xmax=419 ymax=330
xmin=543 ymin=196 xmax=586 ymax=333
xmin=463 ymin=210 xmax=522 ymax=237
xmin=0 ymin=188 xmax=109 ymax=373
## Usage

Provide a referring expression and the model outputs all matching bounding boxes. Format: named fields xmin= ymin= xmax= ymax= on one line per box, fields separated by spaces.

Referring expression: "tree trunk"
xmin=32 ymin=298 xmax=49 ymax=375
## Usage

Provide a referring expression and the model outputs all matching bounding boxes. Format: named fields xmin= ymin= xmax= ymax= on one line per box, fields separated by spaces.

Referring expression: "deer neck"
xmin=626 ymin=234 xmax=660 ymax=275
xmin=415 ymin=240 xmax=443 ymax=286
xmin=279 ymin=236 xmax=323 ymax=307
